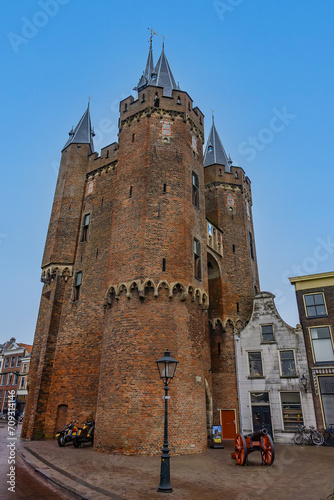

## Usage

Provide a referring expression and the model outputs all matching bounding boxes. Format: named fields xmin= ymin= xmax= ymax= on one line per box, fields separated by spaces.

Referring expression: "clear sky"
xmin=1 ymin=0 xmax=334 ymax=345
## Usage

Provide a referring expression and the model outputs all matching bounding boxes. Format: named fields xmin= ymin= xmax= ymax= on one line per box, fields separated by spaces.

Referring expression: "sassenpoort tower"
xmin=22 ymin=38 xmax=259 ymax=452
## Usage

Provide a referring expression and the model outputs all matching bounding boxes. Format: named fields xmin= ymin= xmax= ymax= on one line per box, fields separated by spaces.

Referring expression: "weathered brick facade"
xmin=22 ymin=45 xmax=259 ymax=453
xmin=290 ymin=273 xmax=334 ymax=431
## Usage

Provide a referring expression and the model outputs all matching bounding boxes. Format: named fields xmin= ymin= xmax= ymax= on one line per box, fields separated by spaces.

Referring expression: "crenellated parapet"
xmin=41 ymin=264 xmax=73 ymax=284
xmin=104 ymin=278 xmax=209 ymax=309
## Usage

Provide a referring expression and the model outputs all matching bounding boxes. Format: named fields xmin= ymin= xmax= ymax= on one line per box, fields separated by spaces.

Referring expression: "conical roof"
xmin=204 ymin=120 xmax=232 ymax=172
xmin=62 ymin=103 xmax=95 ymax=153
xmin=134 ymin=39 xmax=154 ymax=92
xmin=134 ymin=41 xmax=178 ymax=97
xmin=151 ymin=44 xmax=177 ymax=97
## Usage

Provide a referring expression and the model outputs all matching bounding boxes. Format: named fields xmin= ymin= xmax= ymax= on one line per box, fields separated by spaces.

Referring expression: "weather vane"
xmin=148 ymin=28 xmax=158 ymax=44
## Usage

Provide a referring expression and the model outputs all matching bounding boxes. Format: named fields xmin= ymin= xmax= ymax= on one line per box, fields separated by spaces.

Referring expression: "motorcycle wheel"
xmin=312 ymin=432 xmax=324 ymax=446
xmin=73 ymin=437 xmax=81 ymax=448
xmin=293 ymin=432 xmax=304 ymax=445
xmin=58 ymin=435 xmax=66 ymax=447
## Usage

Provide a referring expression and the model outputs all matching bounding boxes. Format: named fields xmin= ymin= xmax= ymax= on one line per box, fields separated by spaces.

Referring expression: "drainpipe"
xmin=234 ymin=332 xmax=243 ymax=435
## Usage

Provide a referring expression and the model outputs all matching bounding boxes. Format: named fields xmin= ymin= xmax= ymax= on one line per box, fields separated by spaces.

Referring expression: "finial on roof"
xmin=162 ymin=35 xmax=166 ymax=52
xmin=228 ymin=154 xmax=233 ymax=166
xmin=211 ymin=109 xmax=215 ymax=123
xmin=88 ymin=96 xmax=91 ymax=108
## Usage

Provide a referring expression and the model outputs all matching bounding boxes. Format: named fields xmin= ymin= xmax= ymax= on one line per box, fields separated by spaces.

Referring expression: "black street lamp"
xmin=300 ymin=374 xmax=308 ymax=392
xmin=156 ymin=349 xmax=179 ymax=493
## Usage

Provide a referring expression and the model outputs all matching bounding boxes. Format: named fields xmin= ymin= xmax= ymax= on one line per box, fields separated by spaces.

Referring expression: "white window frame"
xmin=309 ymin=325 xmax=334 ymax=363
xmin=247 ymin=351 xmax=264 ymax=378
xmin=278 ymin=349 xmax=297 ymax=377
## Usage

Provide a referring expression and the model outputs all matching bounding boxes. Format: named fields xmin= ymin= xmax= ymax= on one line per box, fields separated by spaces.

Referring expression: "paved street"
xmin=0 ymin=424 xmax=72 ymax=500
xmin=0 ymin=423 xmax=333 ymax=499
xmin=18 ymin=430 xmax=334 ymax=499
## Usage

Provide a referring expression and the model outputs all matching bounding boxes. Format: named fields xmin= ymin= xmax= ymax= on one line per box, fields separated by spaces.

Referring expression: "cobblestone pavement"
xmin=6 ymin=425 xmax=334 ymax=500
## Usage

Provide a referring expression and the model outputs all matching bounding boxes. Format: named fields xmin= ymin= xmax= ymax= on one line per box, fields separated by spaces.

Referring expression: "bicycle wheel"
xmin=293 ymin=432 xmax=304 ymax=445
xmin=312 ymin=431 xmax=324 ymax=446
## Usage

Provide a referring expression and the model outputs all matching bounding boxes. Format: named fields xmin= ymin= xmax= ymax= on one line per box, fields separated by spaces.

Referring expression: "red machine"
xmin=231 ymin=428 xmax=275 ymax=466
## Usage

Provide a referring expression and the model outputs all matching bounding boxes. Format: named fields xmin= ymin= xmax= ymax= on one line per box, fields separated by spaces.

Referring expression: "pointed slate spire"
xmin=62 ymin=102 xmax=95 ymax=153
xmin=151 ymin=42 xmax=177 ymax=97
xmin=134 ymin=37 xmax=154 ymax=92
xmin=204 ymin=118 xmax=232 ymax=172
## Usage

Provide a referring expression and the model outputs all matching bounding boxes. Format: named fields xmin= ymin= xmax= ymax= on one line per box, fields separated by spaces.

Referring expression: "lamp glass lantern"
xmin=156 ymin=350 xmax=178 ymax=383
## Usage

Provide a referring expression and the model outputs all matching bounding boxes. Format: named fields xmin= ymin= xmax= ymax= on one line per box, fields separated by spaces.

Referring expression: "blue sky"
xmin=1 ymin=0 xmax=334 ymax=345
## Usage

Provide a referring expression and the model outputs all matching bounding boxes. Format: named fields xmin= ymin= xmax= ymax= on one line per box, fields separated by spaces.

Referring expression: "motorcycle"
xmin=73 ymin=419 xmax=95 ymax=447
xmin=56 ymin=420 xmax=80 ymax=447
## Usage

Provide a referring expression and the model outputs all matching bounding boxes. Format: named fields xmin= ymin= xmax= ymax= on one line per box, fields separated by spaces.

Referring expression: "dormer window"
xmin=208 ymin=146 xmax=213 ymax=153
xmin=151 ymin=74 xmax=157 ymax=81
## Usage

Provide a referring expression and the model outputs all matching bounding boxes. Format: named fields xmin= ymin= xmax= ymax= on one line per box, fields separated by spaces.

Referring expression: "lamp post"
xmin=300 ymin=374 xmax=308 ymax=392
xmin=156 ymin=349 xmax=179 ymax=493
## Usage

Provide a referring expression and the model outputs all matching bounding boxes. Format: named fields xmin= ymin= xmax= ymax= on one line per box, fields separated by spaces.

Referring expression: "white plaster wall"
xmin=236 ymin=292 xmax=317 ymax=442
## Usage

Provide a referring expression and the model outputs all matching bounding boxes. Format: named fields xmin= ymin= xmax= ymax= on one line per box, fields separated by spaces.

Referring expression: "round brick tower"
xmin=95 ymin=45 xmax=211 ymax=454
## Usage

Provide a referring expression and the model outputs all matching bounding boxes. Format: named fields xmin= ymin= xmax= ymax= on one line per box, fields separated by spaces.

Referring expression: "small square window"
xmin=227 ymin=194 xmax=234 ymax=206
xmin=261 ymin=325 xmax=274 ymax=342
xmin=304 ymin=293 xmax=327 ymax=318
xmin=162 ymin=122 xmax=171 ymax=136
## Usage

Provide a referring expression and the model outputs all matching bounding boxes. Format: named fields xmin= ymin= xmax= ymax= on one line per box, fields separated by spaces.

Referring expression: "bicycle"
xmin=323 ymin=424 xmax=334 ymax=446
xmin=293 ymin=424 xmax=324 ymax=446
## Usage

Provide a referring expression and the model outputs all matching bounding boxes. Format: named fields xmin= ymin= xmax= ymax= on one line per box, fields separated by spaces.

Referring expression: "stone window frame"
xmin=0 ymin=374 xmax=5 ymax=386
xmin=309 ymin=325 xmax=334 ymax=364
xmin=4 ymin=358 xmax=9 ymax=369
xmin=247 ymin=351 xmax=264 ymax=378
xmin=16 ymin=356 xmax=22 ymax=367
xmin=260 ymin=324 xmax=275 ymax=343
xmin=278 ymin=349 xmax=297 ymax=378
xmin=10 ymin=357 xmax=15 ymax=368
xmin=303 ymin=292 xmax=327 ymax=318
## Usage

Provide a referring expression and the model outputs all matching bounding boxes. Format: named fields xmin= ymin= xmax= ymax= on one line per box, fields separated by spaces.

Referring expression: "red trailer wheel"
xmin=261 ymin=434 xmax=275 ymax=466
xmin=234 ymin=434 xmax=248 ymax=466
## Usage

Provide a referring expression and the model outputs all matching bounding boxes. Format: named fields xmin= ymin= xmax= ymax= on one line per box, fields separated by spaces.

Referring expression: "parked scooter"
xmin=73 ymin=419 xmax=95 ymax=447
xmin=56 ymin=420 xmax=80 ymax=447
